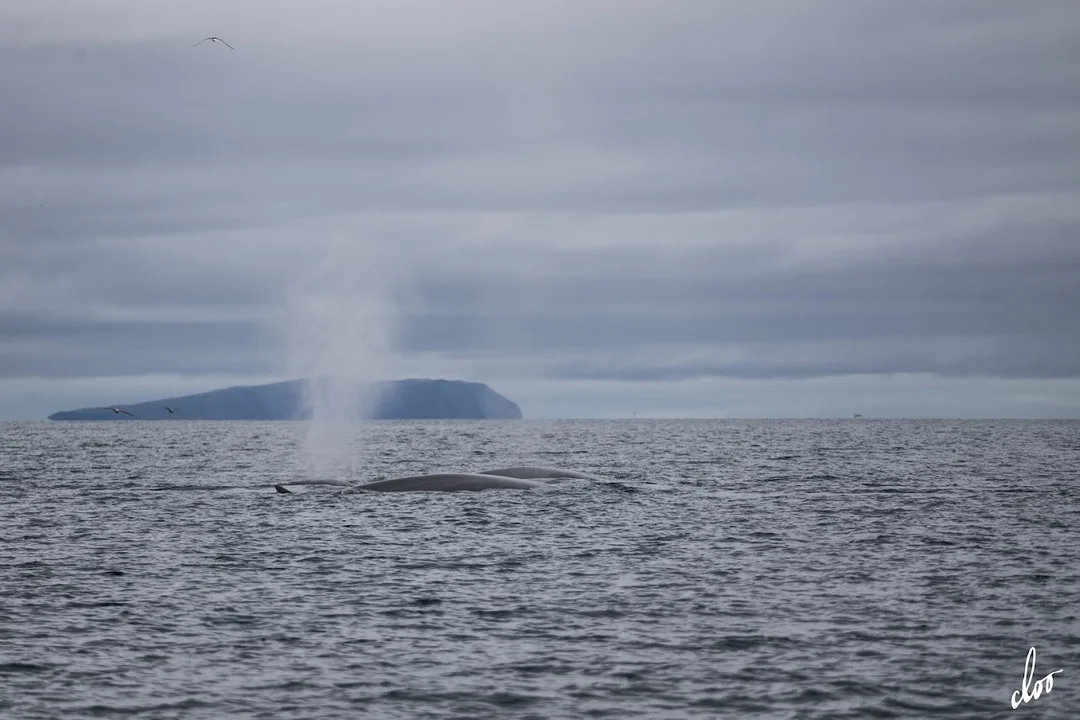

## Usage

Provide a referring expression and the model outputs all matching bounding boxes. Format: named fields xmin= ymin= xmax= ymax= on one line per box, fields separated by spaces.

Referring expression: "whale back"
xmin=479 ymin=466 xmax=600 ymax=480
xmin=354 ymin=472 xmax=546 ymax=492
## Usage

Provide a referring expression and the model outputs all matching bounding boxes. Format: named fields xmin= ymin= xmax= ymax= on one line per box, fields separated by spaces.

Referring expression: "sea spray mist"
xmin=282 ymin=239 xmax=398 ymax=481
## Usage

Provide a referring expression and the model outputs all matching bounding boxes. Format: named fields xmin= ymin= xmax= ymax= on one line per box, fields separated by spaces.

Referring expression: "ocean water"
xmin=1 ymin=419 xmax=1077 ymax=719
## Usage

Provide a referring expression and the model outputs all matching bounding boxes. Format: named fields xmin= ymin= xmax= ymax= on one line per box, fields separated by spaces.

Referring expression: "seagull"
xmin=193 ymin=36 xmax=235 ymax=50
xmin=164 ymin=406 xmax=175 ymax=414
xmin=98 ymin=407 xmax=135 ymax=417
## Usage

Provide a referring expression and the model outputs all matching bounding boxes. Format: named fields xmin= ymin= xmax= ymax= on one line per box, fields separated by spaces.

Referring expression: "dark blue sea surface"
xmin=1 ymin=419 xmax=1077 ymax=719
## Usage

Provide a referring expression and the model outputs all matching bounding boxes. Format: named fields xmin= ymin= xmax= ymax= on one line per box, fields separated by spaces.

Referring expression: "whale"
xmin=479 ymin=466 xmax=600 ymax=480
xmin=348 ymin=473 xmax=547 ymax=492
xmin=276 ymin=473 xmax=545 ymax=493
xmin=274 ymin=478 xmax=350 ymax=493
xmin=274 ymin=466 xmax=598 ymax=493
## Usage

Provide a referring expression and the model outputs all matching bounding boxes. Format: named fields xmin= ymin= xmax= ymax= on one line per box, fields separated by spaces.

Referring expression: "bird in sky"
xmin=98 ymin=407 xmax=134 ymax=417
xmin=193 ymin=36 xmax=235 ymax=50
xmin=164 ymin=406 xmax=175 ymax=414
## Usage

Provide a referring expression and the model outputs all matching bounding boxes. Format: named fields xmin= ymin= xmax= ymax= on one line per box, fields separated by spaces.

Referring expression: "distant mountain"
xmin=47 ymin=379 xmax=523 ymax=421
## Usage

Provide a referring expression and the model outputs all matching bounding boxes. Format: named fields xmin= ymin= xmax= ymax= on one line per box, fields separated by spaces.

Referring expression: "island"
xmin=47 ymin=378 xmax=523 ymax=421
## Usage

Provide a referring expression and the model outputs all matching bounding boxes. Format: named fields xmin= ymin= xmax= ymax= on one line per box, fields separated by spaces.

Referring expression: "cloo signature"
xmin=1010 ymin=646 xmax=1063 ymax=709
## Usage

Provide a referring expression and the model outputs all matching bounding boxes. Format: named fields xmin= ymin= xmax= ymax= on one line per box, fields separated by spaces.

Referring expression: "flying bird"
xmin=164 ymin=406 xmax=175 ymax=414
xmin=98 ymin=407 xmax=134 ymax=417
xmin=193 ymin=36 xmax=235 ymax=50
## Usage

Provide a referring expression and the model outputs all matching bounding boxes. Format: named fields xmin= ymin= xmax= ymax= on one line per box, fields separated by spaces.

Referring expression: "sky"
xmin=2 ymin=0 xmax=1079 ymax=420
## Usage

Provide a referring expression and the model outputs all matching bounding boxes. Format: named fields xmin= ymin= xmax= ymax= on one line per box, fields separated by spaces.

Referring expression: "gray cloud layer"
xmin=2 ymin=1 xmax=1079 ymax=417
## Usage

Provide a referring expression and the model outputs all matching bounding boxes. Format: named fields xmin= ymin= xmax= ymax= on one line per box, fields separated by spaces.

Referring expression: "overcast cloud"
xmin=2 ymin=0 xmax=1079 ymax=419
